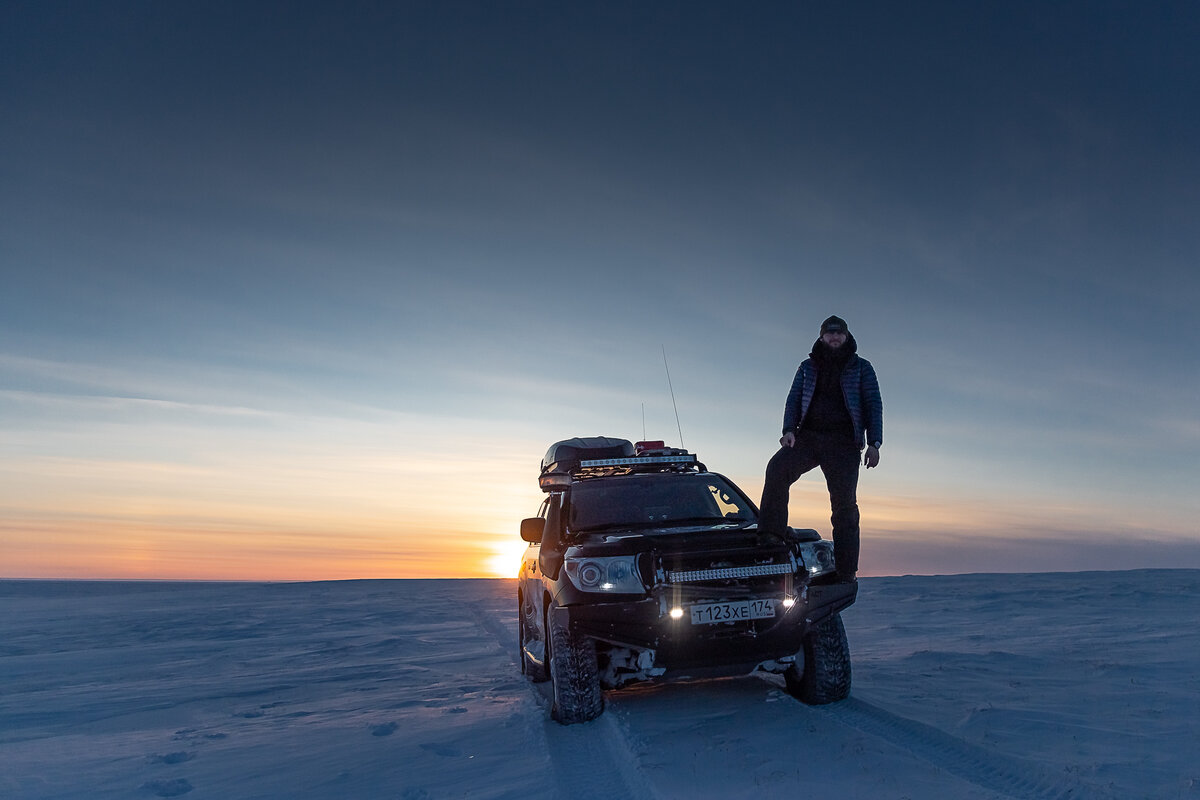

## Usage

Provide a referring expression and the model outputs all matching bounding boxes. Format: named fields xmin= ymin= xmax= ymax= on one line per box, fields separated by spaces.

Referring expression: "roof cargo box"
xmin=541 ymin=437 xmax=634 ymax=474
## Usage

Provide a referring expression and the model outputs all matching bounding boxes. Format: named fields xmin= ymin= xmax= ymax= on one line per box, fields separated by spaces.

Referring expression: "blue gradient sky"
xmin=3 ymin=1 xmax=1198 ymax=578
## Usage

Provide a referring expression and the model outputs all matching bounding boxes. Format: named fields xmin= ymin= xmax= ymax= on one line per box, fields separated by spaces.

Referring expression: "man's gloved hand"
xmin=863 ymin=445 xmax=880 ymax=468
xmin=779 ymin=431 xmax=796 ymax=448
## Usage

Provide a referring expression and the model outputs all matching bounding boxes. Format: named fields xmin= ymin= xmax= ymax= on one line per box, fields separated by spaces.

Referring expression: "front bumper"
xmin=555 ymin=579 xmax=857 ymax=673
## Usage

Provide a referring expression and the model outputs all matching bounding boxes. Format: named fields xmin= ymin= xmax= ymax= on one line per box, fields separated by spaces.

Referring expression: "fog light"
xmin=782 ymin=596 xmax=797 ymax=609
xmin=669 ymin=607 xmax=684 ymax=620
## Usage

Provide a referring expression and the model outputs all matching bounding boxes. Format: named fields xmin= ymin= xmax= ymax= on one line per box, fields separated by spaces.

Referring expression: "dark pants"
xmin=759 ymin=431 xmax=860 ymax=577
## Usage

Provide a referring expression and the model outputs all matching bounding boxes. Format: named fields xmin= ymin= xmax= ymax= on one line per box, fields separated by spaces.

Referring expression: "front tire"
xmin=547 ymin=604 xmax=603 ymax=724
xmin=786 ymin=613 xmax=851 ymax=704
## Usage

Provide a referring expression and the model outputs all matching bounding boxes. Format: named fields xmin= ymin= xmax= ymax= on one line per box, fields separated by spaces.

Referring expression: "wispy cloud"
xmin=0 ymin=388 xmax=272 ymax=419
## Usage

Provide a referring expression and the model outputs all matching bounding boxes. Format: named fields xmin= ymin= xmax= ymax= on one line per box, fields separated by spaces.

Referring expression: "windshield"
xmin=568 ymin=474 xmax=756 ymax=532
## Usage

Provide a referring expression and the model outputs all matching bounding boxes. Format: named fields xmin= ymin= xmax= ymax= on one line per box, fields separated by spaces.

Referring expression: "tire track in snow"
xmin=468 ymin=597 xmax=662 ymax=800
xmin=818 ymin=696 xmax=1121 ymax=800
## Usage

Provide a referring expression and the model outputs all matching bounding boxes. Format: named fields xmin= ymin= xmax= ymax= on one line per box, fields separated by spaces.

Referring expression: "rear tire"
xmin=786 ymin=613 xmax=851 ymax=704
xmin=547 ymin=604 xmax=603 ymax=724
xmin=518 ymin=591 xmax=548 ymax=682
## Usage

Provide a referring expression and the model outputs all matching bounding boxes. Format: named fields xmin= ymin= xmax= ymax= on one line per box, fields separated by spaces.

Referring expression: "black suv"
xmin=517 ymin=436 xmax=857 ymax=723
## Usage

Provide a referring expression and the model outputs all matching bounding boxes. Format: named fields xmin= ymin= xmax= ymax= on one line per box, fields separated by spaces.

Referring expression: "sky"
xmin=2 ymin=1 xmax=1198 ymax=579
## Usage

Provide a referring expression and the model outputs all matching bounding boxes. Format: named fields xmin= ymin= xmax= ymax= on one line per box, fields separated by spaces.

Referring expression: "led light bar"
xmin=580 ymin=454 xmax=696 ymax=468
xmin=667 ymin=563 xmax=794 ymax=582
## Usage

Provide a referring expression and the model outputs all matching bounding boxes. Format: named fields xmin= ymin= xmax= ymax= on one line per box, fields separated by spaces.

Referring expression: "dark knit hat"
xmin=821 ymin=315 xmax=848 ymax=334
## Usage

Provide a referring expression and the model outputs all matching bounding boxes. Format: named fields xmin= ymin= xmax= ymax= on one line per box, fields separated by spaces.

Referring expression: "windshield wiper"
xmin=573 ymin=516 xmax=753 ymax=533
xmin=646 ymin=516 xmax=752 ymax=528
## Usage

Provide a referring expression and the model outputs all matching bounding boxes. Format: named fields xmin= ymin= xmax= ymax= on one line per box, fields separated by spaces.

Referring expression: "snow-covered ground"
xmin=2 ymin=570 xmax=1198 ymax=799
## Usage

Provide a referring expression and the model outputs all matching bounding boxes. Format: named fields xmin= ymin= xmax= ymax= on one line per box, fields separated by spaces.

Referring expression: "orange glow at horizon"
xmin=3 ymin=465 xmax=1193 ymax=581
xmin=0 ymin=515 xmax=533 ymax=581
xmin=0 ymin=431 xmax=550 ymax=580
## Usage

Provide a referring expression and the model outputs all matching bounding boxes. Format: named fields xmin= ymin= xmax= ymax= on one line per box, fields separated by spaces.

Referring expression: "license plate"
xmin=689 ymin=599 xmax=776 ymax=625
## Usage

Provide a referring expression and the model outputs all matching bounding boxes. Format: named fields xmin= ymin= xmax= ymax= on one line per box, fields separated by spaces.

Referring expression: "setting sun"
xmin=486 ymin=536 xmax=532 ymax=578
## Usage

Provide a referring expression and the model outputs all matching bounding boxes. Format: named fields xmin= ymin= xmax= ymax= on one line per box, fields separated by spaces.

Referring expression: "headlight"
xmin=796 ymin=540 xmax=836 ymax=577
xmin=564 ymin=555 xmax=644 ymax=593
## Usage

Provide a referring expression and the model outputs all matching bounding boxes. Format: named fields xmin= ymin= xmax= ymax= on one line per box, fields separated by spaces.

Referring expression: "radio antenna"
xmin=641 ymin=403 xmax=647 ymax=442
xmin=662 ymin=345 xmax=685 ymax=449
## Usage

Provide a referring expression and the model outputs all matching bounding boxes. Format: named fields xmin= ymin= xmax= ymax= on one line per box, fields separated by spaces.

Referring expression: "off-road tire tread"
xmin=787 ymin=612 xmax=851 ymax=704
xmin=548 ymin=607 xmax=603 ymax=724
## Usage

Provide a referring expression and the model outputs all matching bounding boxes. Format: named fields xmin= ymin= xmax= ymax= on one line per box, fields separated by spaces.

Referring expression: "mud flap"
xmin=804 ymin=581 xmax=858 ymax=626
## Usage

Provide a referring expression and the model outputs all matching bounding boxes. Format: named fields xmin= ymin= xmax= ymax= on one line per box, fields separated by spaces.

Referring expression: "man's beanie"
xmin=821 ymin=315 xmax=849 ymax=334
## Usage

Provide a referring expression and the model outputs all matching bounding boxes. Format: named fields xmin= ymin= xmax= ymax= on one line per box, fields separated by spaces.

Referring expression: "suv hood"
xmin=569 ymin=524 xmax=788 ymax=559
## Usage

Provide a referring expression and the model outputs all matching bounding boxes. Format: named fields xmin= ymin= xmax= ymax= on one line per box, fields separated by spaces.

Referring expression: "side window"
xmin=537 ymin=497 xmax=550 ymax=520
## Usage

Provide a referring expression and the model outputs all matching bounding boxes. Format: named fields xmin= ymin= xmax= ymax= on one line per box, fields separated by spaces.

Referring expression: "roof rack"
xmin=538 ymin=437 xmax=705 ymax=491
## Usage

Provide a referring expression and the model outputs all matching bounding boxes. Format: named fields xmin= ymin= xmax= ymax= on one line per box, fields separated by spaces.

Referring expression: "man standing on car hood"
xmin=759 ymin=315 xmax=883 ymax=582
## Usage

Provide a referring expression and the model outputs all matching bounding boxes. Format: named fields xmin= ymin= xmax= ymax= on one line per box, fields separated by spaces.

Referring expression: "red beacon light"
xmin=635 ymin=440 xmax=666 ymax=454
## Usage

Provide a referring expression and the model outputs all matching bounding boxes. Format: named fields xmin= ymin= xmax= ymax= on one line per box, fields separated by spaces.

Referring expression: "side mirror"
xmin=520 ymin=517 xmax=545 ymax=543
